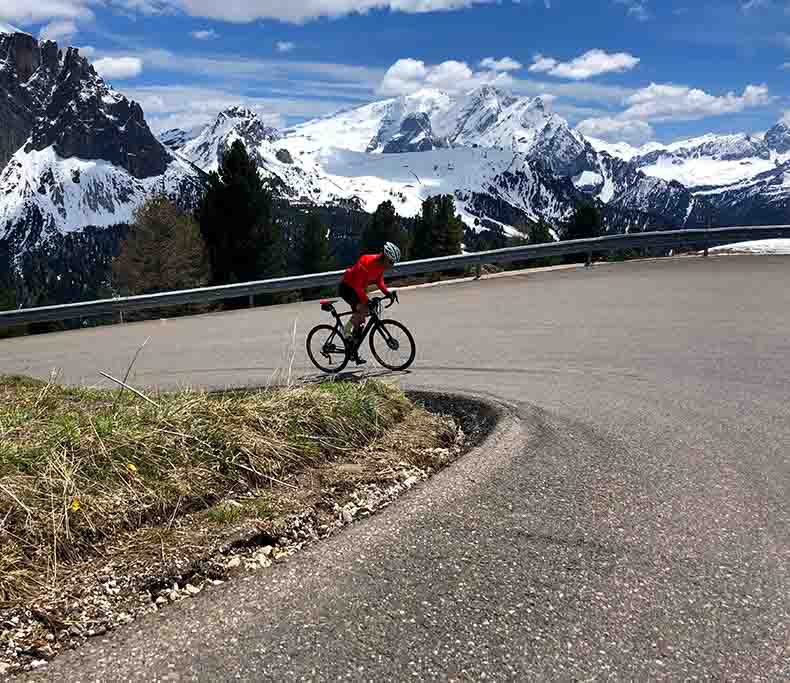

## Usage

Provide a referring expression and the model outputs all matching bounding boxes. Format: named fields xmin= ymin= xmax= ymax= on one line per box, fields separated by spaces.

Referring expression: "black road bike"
xmin=306 ymin=293 xmax=416 ymax=374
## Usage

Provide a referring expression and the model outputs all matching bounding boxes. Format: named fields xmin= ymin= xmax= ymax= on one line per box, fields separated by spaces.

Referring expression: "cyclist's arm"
xmin=356 ymin=284 xmax=370 ymax=306
xmin=376 ymin=274 xmax=390 ymax=297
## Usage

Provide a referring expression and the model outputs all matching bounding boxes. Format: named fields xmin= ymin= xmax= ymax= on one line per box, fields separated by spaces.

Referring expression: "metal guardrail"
xmin=1 ymin=225 xmax=789 ymax=328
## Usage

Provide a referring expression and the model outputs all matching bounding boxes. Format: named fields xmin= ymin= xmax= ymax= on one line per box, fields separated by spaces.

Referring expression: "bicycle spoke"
xmin=369 ymin=321 xmax=415 ymax=371
xmin=307 ymin=325 xmax=349 ymax=374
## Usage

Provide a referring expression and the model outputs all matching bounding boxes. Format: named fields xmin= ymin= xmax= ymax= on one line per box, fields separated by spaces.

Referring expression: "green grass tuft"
xmin=0 ymin=375 xmax=412 ymax=601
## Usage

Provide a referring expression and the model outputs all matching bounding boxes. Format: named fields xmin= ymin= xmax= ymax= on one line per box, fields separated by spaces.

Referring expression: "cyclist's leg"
xmin=352 ymin=301 xmax=369 ymax=331
xmin=339 ymin=282 xmax=368 ymax=333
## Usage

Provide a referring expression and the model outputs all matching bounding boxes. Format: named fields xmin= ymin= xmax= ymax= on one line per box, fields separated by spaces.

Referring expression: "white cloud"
xmin=741 ymin=0 xmax=772 ymax=11
xmin=112 ymin=0 xmax=172 ymax=14
xmin=133 ymin=47 xmax=382 ymax=87
xmin=39 ymin=19 xmax=77 ymax=42
xmin=191 ymin=29 xmax=218 ymax=39
xmin=529 ymin=49 xmax=640 ymax=80
xmin=378 ymin=57 xmax=512 ymax=95
xmin=480 ymin=56 xmax=522 ymax=71
xmin=576 ymin=117 xmax=654 ymax=145
xmin=96 ymin=0 xmax=500 ymax=24
xmin=573 ymin=81 xmax=773 ymax=144
xmin=621 ymin=82 xmax=771 ymax=122
xmin=509 ymin=76 xmax=633 ymax=104
xmin=780 ymin=110 xmax=790 ymax=126
xmin=614 ymin=0 xmax=650 ymax=21
xmin=378 ymin=58 xmax=427 ymax=95
xmin=426 ymin=59 xmax=475 ymax=88
xmin=276 ymin=41 xmax=296 ymax=52
xmin=0 ymin=1 xmax=94 ymax=24
xmin=77 ymin=45 xmax=95 ymax=58
xmin=93 ymin=56 xmax=144 ymax=80
xmin=122 ymin=84 xmax=351 ymax=131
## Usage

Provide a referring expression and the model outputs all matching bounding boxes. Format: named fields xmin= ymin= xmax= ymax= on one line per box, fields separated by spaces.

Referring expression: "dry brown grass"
xmin=0 ymin=375 xmax=414 ymax=601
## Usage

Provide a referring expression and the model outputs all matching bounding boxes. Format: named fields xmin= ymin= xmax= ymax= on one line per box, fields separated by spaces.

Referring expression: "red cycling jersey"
xmin=342 ymin=254 xmax=390 ymax=304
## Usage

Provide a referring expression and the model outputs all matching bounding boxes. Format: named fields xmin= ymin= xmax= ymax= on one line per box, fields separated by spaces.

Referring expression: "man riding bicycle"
xmin=339 ymin=242 xmax=401 ymax=364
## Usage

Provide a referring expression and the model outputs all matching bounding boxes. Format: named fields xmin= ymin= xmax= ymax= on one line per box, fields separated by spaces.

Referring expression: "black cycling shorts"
xmin=339 ymin=281 xmax=361 ymax=309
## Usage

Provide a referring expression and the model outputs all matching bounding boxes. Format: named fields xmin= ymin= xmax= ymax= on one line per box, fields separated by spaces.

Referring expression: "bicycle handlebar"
xmin=369 ymin=291 xmax=399 ymax=311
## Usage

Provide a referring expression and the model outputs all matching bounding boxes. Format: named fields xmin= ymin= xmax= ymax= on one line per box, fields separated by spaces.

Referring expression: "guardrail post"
xmin=474 ymin=263 xmax=482 ymax=280
xmin=248 ymin=294 xmax=255 ymax=308
xmin=585 ymin=251 xmax=592 ymax=268
xmin=703 ymin=219 xmax=710 ymax=257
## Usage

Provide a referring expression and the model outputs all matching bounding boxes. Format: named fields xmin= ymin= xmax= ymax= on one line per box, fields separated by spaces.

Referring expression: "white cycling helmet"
xmin=383 ymin=242 xmax=401 ymax=263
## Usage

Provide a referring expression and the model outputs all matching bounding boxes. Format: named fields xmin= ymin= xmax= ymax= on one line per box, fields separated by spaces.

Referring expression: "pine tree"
xmin=361 ymin=200 xmax=407 ymax=256
xmin=198 ymin=139 xmax=280 ymax=288
xmin=563 ymin=203 xmax=603 ymax=264
xmin=298 ymin=213 xmax=332 ymax=275
xmin=0 ymin=275 xmax=21 ymax=338
xmin=413 ymin=195 xmax=464 ymax=260
xmin=298 ymin=212 xmax=334 ymax=300
xmin=112 ymin=196 xmax=209 ymax=318
xmin=565 ymin=203 xmax=603 ymax=241
xmin=436 ymin=195 xmax=464 ymax=257
xmin=411 ymin=196 xmax=437 ymax=260
xmin=528 ymin=219 xmax=553 ymax=245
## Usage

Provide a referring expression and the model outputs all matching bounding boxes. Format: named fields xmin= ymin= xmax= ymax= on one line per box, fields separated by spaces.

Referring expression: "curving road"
xmin=5 ymin=255 xmax=789 ymax=680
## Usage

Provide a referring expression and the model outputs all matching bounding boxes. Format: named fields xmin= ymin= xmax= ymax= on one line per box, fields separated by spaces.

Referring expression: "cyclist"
xmin=339 ymin=242 xmax=401 ymax=364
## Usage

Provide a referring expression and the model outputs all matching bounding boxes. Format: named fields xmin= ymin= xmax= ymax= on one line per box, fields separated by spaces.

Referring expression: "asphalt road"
xmin=5 ymin=255 xmax=789 ymax=681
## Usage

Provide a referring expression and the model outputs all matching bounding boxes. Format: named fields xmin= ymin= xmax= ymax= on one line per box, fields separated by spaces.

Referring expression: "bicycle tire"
xmin=369 ymin=319 xmax=416 ymax=371
xmin=306 ymin=324 xmax=350 ymax=374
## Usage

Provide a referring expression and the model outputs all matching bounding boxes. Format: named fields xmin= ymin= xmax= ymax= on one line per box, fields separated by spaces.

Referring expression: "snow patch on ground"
xmin=640 ymin=157 xmax=777 ymax=188
xmin=573 ymin=170 xmax=603 ymax=189
xmin=710 ymin=239 xmax=790 ymax=255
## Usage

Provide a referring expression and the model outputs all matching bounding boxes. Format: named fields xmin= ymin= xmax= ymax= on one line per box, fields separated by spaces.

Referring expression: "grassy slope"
xmin=0 ymin=376 xmax=425 ymax=602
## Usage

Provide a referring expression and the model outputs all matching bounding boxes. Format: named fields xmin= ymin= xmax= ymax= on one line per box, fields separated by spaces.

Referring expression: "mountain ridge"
xmin=165 ymin=88 xmax=713 ymax=233
xmin=0 ymin=30 xmax=205 ymax=251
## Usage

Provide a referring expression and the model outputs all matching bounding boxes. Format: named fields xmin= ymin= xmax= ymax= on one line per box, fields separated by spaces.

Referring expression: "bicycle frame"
xmin=331 ymin=306 xmax=380 ymax=353
xmin=325 ymin=300 xmax=384 ymax=353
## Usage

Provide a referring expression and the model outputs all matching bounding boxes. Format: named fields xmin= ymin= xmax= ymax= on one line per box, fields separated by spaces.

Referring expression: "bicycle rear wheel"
xmin=369 ymin=319 xmax=416 ymax=371
xmin=306 ymin=324 xmax=350 ymax=374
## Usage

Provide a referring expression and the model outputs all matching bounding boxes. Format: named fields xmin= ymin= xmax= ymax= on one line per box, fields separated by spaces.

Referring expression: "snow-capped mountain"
xmin=0 ymin=29 xmax=205 ymax=253
xmin=166 ymin=89 xmax=711 ymax=235
xmin=159 ymin=127 xmax=200 ymax=152
xmin=591 ymin=124 xmax=790 ymax=190
xmin=284 ymin=87 xmax=710 ymax=228
xmin=587 ymin=117 xmax=790 ymax=224
xmin=693 ymin=160 xmax=790 ymax=225
xmin=179 ymin=106 xmax=280 ymax=171
xmin=764 ymin=120 xmax=790 ymax=155
xmin=287 ymin=87 xmax=596 ymax=177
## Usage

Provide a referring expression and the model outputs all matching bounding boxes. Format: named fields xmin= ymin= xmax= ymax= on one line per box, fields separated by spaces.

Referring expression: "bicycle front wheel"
xmin=306 ymin=324 xmax=350 ymax=374
xmin=369 ymin=319 xmax=416 ymax=371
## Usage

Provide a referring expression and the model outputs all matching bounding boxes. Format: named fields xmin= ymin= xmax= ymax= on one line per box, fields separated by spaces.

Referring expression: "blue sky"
xmin=2 ymin=0 xmax=790 ymax=145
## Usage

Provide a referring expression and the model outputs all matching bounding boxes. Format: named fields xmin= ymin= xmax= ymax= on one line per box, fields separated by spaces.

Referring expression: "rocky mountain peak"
xmin=528 ymin=96 xmax=547 ymax=113
xmin=0 ymin=33 xmax=63 ymax=172
xmin=382 ymin=112 xmax=448 ymax=153
xmin=208 ymin=106 xmax=279 ymax=144
xmin=765 ymin=120 xmax=790 ymax=154
xmin=179 ymin=106 xmax=281 ymax=171
xmin=159 ymin=128 xmax=193 ymax=151
xmin=21 ymin=44 xmax=170 ymax=179
xmin=0 ymin=31 xmax=41 ymax=82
